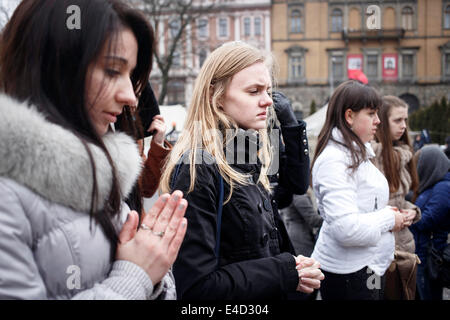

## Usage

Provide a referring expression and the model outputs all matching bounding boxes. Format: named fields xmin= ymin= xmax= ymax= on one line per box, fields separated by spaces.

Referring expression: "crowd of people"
xmin=0 ymin=0 xmax=448 ymax=301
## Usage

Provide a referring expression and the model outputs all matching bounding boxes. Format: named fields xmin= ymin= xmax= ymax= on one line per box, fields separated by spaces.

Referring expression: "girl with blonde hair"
xmin=160 ymin=41 xmax=323 ymax=299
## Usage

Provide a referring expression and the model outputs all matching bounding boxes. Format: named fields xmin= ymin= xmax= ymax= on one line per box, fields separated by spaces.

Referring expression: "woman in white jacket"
xmin=311 ymin=80 xmax=406 ymax=300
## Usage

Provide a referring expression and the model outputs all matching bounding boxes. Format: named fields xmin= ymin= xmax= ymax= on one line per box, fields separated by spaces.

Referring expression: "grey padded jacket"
xmin=0 ymin=94 xmax=176 ymax=299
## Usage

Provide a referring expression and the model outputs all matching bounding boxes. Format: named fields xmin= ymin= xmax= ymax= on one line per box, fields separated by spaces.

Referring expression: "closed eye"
xmin=106 ymin=69 xmax=120 ymax=77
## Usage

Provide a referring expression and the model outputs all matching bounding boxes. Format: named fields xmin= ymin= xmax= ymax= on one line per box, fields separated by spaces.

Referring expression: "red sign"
xmin=347 ymin=54 xmax=368 ymax=83
xmin=382 ymin=54 xmax=398 ymax=81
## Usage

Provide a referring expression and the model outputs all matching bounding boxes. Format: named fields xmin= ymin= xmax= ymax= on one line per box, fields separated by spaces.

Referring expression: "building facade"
xmin=272 ymin=0 xmax=450 ymax=117
xmin=149 ymin=0 xmax=271 ymax=106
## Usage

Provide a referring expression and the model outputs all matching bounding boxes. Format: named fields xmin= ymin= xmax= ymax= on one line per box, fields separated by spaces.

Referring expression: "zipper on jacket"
xmin=374 ymin=196 xmax=378 ymax=210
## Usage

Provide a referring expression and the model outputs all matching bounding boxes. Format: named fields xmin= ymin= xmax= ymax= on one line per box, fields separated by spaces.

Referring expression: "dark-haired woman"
xmin=311 ymin=81 xmax=406 ymax=300
xmin=371 ymin=96 xmax=421 ymax=300
xmin=0 ymin=0 xmax=186 ymax=299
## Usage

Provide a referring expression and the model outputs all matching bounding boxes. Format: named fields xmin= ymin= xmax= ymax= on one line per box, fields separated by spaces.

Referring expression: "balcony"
xmin=342 ymin=28 xmax=405 ymax=44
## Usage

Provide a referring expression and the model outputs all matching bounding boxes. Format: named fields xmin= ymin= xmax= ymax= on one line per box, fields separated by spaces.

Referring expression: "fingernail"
xmin=181 ymin=219 xmax=187 ymax=227
xmin=179 ymin=203 xmax=185 ymax=210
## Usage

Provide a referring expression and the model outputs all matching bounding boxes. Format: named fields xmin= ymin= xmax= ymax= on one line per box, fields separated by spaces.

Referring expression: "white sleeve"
xmin=314 ymin=157 xmax=395 ymax=247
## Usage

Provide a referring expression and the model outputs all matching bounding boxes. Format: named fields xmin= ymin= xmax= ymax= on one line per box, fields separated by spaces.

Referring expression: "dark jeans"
xmin=320 ymin=267 xmax=386 ymax=300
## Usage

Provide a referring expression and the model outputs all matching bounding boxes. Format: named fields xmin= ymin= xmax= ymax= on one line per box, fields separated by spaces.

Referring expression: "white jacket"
xmin=311 ymin=128 xmax=395 ymax=276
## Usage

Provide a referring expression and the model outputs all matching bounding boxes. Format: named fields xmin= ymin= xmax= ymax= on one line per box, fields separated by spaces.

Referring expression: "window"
xmin=219 ymin=18 xmax=228 ymax=37
xmin=445 ymin=5 xmax=450 ymax=29
xmin=331 ymin=56 xmax=344 ymax=81
xmin=197 ymin=19 xmax=208 ymax=38
xmin=290 ymin=10 xmax=302 ymax=33
xmin=199 ymin=49 xmax=207 ymax=68
xmin=402 ymin=54 xmax=414 ymax=78
xmin=290 ymin=56 xmax=302 ymax=80
xmin=366 ymin=54 xmax=379 ymax=79
xmin=244 ymin=17 xmax=251 ymax=36
xmin=399 ymin=49 xmax=417 ymax=81
xmin=286 ymin=46 xmax=307 ymax=83
xmin=169 ymin=19 xmax=181 ymax=38
xmin=254 ymin=17 xmax=261 ymax=36
xmin=172 ymin=50 xmax=181 ymax=68
xmin=440 ymin=41 xmax=450 ymax=81
xmin=444 ymin=53 xmax=450 ymax=78
xmin=167 ymin=80 xmax=185 ymax=105
xmin=401 ymin=6 xmax=414 ymax=30
xmin=331 ymin=8 xmax=343 ymax=32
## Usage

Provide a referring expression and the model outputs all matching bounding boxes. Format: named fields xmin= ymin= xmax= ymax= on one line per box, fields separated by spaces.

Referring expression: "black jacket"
xmin=172 ymin=127 xmax=309 ymax=300
xmin=273 ymin=120 xmax=310 ymax=209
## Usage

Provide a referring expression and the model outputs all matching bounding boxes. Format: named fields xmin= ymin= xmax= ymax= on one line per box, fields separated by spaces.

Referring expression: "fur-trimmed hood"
xmin=0 ymin=94 xmax=142 ymax=212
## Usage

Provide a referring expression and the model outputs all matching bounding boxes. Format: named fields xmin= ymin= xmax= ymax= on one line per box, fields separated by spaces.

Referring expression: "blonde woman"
xmin=160 ymin=42 xmax=323 ymax=300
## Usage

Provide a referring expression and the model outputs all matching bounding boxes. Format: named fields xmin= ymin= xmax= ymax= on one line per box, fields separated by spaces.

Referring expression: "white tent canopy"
xmin=159 ymin=104 xmax=187 ymax=133
xmin=143 ymin=104 xmax=187 ymax=154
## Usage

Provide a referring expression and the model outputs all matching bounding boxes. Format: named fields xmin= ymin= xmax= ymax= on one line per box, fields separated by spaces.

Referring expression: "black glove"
xmin=272 ymin=91 xmax=298 ymax=127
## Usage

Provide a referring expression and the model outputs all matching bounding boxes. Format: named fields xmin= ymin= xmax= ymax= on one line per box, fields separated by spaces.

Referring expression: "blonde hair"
xmin=160 ymin=41 xmax=275 ymax=202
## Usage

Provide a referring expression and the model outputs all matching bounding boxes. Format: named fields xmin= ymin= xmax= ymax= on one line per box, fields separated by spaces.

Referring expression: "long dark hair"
xmin=0 ymin=0 xmax=154 ymax=258
xmin=374 ymin=95 xmax=419 ymax=194
xmin=312 ymin=80 xmax=382 ymax=174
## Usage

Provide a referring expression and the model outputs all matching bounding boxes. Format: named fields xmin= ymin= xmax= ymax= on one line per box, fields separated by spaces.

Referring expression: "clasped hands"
xmin=116 ymin=191 xmax=188 ymax=285
xmin=391 ymin=206 xmax=417 ymax=231
xmin=294 ymin=255 xmax=325 ymax=293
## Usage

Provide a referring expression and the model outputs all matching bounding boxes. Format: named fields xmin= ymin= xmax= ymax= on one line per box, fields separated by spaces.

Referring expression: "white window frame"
xmin=196 ymin=18 xmax=209 ymax=39
xmin=217 ymin=17 xmax=229 ymax=39
xmin=243 ymin=17 xmax=251 ymax=36
xmin=254 ymin=17 xmax=262 ymax=36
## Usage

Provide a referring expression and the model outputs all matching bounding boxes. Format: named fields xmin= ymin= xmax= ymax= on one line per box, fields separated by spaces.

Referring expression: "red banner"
xmin=347 ymin=54 xmax=368 ymax=84
xmin=382 ymin=53 xmax=398 ymax=81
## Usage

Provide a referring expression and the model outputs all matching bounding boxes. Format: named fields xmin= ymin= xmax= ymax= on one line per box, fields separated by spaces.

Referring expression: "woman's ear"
xmin=344 ymin=108 xmax=354 ymax=127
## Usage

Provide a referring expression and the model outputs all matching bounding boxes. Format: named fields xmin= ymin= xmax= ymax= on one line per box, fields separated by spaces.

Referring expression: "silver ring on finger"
xmin=140 ymin=224 xmax=165 ymax=238
xmin=140 ymin=223 xmax=151 ymax=231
